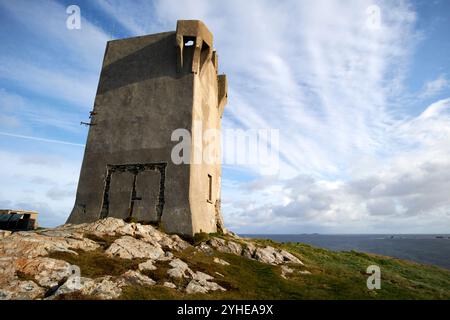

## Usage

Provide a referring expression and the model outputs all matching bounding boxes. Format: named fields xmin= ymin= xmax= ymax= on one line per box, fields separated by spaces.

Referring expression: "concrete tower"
xmin=67 ymin=20 xmax=228 ymax=237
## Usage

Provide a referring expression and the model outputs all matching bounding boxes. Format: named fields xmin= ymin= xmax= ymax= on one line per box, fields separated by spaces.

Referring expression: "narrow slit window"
xmin=208 ymin=174 xmax=212 ymax=203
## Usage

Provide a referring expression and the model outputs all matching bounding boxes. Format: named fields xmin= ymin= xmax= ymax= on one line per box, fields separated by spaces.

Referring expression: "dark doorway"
xmin=100 ymin=163 xmax=166 ymax=223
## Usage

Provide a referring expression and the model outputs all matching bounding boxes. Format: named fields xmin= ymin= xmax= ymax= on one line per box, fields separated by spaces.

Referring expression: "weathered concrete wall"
xmin=189 ymin=56 xmax=223 ymax=234
xmin=68 ymin=31 xmax=195 ymax=235
xmin=68 ymin=21 xmax=227 ymax=237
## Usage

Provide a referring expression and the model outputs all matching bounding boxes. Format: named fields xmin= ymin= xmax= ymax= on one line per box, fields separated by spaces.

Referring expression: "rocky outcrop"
xmin=207 ymin=238 xmax=303 ymax=266
xmin=185 ymin=269 xmax=226 ymax=294
xmin=0 ymin=230 xmax=11 ymax=239
xmin=164 ymin=258 xmax=226 ymax=293
xmin=167 ymin=258 xmax=194 ymax=279
xmin=253 ymin=246 xmax=304 ymax=265
xmin=15 ymin=257 xmax=73 ymax=288
xmin=0 ymin=280 xmax=45 ymax=300
xmin=138 ymin=260 xmax=157 ymax=272
xmin=53 ymin=271 xmax=156 ymax=299
xmin=185 ymin=276 xmax=226 ymax=294
xmin=242 ymin=242 xmax=257 ymax=259
xmin=84 ymin=277 xmax=122 ymax=299
xmin=0 ymin=218 xmax=306 ymax=300
xmin=0 ymin=230 xmax=100 ymax=259
xmin=105 ymin=236 xmax=165 ymax=260
xmin=54 ymin=276 xmax=95 ymax=298
xmin=208 ymin=238 xmax=243 ymax=255
xmin=78 ymin=218 xmax=190 ymax=252
xmin=117 ymin=270 xmax=156 ymax=287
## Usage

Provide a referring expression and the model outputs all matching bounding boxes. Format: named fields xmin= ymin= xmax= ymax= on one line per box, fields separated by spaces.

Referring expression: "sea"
xmin=241 ymin=234 xmax=450 ymax=270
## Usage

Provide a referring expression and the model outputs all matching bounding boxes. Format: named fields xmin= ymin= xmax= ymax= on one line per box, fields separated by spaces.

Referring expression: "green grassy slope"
xmin=54 ymin=236 xmax=450 ymax=300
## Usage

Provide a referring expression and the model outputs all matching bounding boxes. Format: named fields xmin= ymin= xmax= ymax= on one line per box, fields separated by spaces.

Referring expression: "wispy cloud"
xmin=419 ymin=74 xmax=449 ymax=99
xmin=0 ymin=132 xmax=85 ymax=147
xmin=156 ymin=0 xmax=418 ymax=179
xmin=0 ymin=0 xmax=109 ymax=69
xmin=153 ymin=0 xmax=450 ymax=233
xmin=93 ymin=0 xmax=157 ymax=36
xmin=224 ymin=98 xmax=450 ymax=233
xmin=0 ymin=0 xmax=448 ymax=232
xmin=0 ymin=0 xmax=110 ymax=108
xmin=0 ymin=149 xmax=82 ymax=227
xmin=0 ymin=58 xmax=98 ymax=108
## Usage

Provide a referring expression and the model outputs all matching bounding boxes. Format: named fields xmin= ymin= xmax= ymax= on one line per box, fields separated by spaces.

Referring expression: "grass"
xmin=51 ymin=234 xmax=450 ymax=300
xmin=192 ymin=232 xmax=210 ymax=246
xmin=120 ymin=241 xmax=450 ymax=300
xmin=48 ymin=249 xmax=145 ymax=278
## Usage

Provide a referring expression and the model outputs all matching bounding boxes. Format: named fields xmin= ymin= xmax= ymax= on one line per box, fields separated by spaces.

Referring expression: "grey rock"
xmin=0 ymin=230 xmax=12 ymax=239
xmin=0 ymin=280 xmax=45 ymax=300
xmin=163 ymin=282 xmax=177 ymax=289
xmin=185 ymin=279 xmax=226 ymax=294
xmin=14 ymin=257 xmax=73 ymax=288
xmin=193 ymin=271 xmax=214 ymax=282
xmin=197 ymin=243 xmax=215 ymax=257
xmin=0 ymin=231 xmax=99 ymax=259
xmin=185 ymin=280 xmax=208 ymax=294
xmin=169 ymin=258 xmax=189 ymax=270
xmin=254 ymin=246 xmax=281 ymax=265
xmin=167 ymin=258 xmax=194 ymax=279
xmin=138 ymin=260 xmax=157 ymax=272
xmin=242 ymin=242 xmax=256 ymax=259
xmin=208 ymin=238 xmax=242 ymax=255
xmin=105 ymin=236 xmax=165 ymax=260
xmin=82 ymin=276 xmax=122 ymax=299
xmin=117 ymin=270 xmax=155 ymax=287
xmin=279 ymin=250 xmax=304 ymax=265
xmin=254 ymin=246 xmax=303 ymax=265
xmin=281 ymin=265 xmax=294 ymax=279
xmin=83 ymin=217 xmax=128 ymax=236
xmin=213 ymin=257 xmax=230 ymax=266
xmin=157 ymin=251 xmax=174 ymax=261
xmin=55 ymin=276 xmax=95 ymax=296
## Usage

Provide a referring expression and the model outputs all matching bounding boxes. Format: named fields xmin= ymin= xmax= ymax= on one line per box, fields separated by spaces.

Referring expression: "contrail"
xmin=0 ymin=131 xmax=85 ymax=147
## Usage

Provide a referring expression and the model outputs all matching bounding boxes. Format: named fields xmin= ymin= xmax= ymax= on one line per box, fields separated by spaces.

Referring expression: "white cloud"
xmin=0 ymin=89 xmax=86 ymax=136
xmin=0 ymin=149 xmax=82 ymax=227
xmin=93 ymin=0 xmax=158 ymax=36
xmin=0 ymin=132 xmax=85 ymax=147
xmin=0 ymin=0 xmax=109 ymax=108
xmin=0 ymin=59 xmax=98 ymax=108
xmin=152 ymin=0 xmax=450 ymax=233
xmin=1 ymin=0 xmax=448 ymax=233
xmin=419 ymin=74 xmax=449 ymax=99
xmin=223 ymin=98 xmax=450 ymax=233
xmin=0 ymin=0 xmax=109 ymax=69
xmin=154 ymin=0 xmax=418 ymax=179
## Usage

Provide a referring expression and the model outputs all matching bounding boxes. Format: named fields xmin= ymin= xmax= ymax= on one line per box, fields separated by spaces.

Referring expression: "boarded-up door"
xmin=108 ymin=171 xmax=134 ymax=219
xmin=100 ymin=163 xmax=166 ymax=222
xmin=132 ymin=170 xmax=160 ymax=222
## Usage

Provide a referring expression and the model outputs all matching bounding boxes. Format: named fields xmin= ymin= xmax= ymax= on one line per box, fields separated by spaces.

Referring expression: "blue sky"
xmin=1 ymin=0 xmax=450 ymax=233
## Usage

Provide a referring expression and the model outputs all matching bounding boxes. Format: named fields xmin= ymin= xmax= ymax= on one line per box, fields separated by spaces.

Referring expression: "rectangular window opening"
xmin=207 ymin=174 xmax=213 ymax=203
